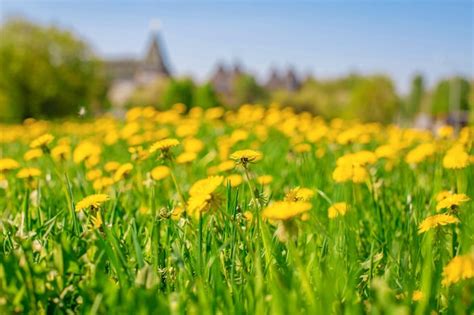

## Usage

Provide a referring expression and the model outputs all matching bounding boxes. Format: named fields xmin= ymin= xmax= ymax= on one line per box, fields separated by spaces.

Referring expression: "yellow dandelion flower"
xmin=85 ymin=155 xmax=101 ymax=169
xmin=412 ymin=290 xmax=423 ymax=302
xmin=189 ymin=176 xmax=223 ymax=196
xmin=436 ymin=193 xmax=470 ymax=211
xmin=51 ymin=144 xmax=70 ymax=161
xmin=104 ymin=161 xmax=121 ymax=173
xmin=16 ymin=167 xmax=42 ymax=179
xmin=257 ymin=175 xmax=273 ymax=185
xmin=150 ymin=166 xmax=170 ymax=181
xmin=443 ymin=148 xmax=470 ymax=169
xmin=293 ymin=143 xmax=311 ymax=153
xmin=226 ymin=174 xmax=243 ymax=187
xmin=441 ymin=254 xmax=474 ymax=286
xmin=187 ymin=194 xmax=212 ymax=217
xmin=86 ymin=169 xmax=102 ymax=181
xmin=183 ymin=138 xmax=204 ymax=153
xmin=328 ymin=202 xmax=348 ymax=219
xmin=262 ymin=201 xmax=312 ymax=221
xmin=176 ymin=151 xmax=197 ymax=164
xmin=435 ymin=190 xmax=453 ymax=202
xmin=91 ymin=211 xmax=103 ymax=229
xmin=405 ymin=143 xmax=436 ymax=165
xmin=30 ymin=133 xmax=54 ymax=148
xmin=93 ymin=177 xmax=114 ymax=191
xmin=243 ymin=211 xmax=253 ymax=222
xmin=129 ymin=146 xmax=150 ymax=162
xmin=437 ymin=125 xmax=454 ymax=139
xmin=171 ymin=206 xmax=184 ymax=221
xmin=332 ymin=164 xmax=368 ymax=184
xmin=0 ymin=158 xmax=20 ymax=172
xmin=113 ymin=163 xmax=133 ymax=182
xmin=375 ymin=144 xmax=399 ymax=159
xmin=149 ymin=138 xmax=180 ymax=153
xmin=284 ymin=187 xmax=314 ymax=202
xmin=24 ymin=149 xmax=43 ymax=161
xmin=418 ymin=213 xmax=459 ymax=234
xmin=230 ymin=149 xmax=263 ymax=166
xmin=217 ymin=160 xmax=235 ymax=173
xmin=73 ymin=141 xmax=101 ymax=164
xmin=75 ymin=194 xmax=110 ymax=212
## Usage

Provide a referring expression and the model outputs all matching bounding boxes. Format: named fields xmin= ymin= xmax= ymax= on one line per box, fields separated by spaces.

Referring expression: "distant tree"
xmin=194 ymin=83 xmax=221 ymax=109
xmin=403 ymin=74 xmax=424 ymax=120
xmin=0 ymin=18 xmax=107 ymax=121
xmin=161 ymin=78 xmax=195 ymax=109
xmin=347 ymin=75 xmax=400 ymax=123
xmin=232 ymin=74 xmax=268 ymax=106
xmin=431 ymin=77 xmax=470 ymax=116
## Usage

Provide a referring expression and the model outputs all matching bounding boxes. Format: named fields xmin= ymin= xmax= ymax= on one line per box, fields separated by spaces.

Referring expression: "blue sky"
xmin=1 ymin=1 xmax=472 ymax=93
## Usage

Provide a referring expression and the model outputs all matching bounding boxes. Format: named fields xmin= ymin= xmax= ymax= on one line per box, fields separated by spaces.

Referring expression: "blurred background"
xmin=0 ymin=0 xmax=472 ymax=126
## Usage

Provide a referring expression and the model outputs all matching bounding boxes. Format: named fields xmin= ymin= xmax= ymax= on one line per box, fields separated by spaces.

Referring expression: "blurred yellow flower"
xmin=328 ymin=202 xmax=348 ymax=219
xmin=104 ymin=161 xmax=121 ymax=173
xmin=0 ymin=158 xmax=20 ymax=172
xmin=405 ymin=143 xmax=436 ymax=164
xmin=176 ymin=152 xmax=197 ymax=164
xmin=412 ymin=290 xmax=423 ymax=302
xmin=230 ymin=149 xmax=263 ymax=166
xmin=293 ymin=143 xmax=311 ymax=153
xmin=24 ymin=149 xmax=43 ymax=161
xmin=284 ymin=187 xmax=314 ymax=202
xmin=226 ymin=174 xmax=243 ymax=187
xmin=189 ymin=176 xmax=223 ymax=196
xmin=418 ymin=213 xmax=459 ymax=234
xmin=91 ymin=211 xmax=103 ymax=229
xmin=262 ymin=201 xmax=311 ymax=221
xmin=86 ymin=169 xmax=102 ymax=181
xmin=442 ymin=254 xmax=474 ymax=286
xmin=149 ymin=138 xmax=180 ymax=153
xmin=437 ymin=125 xmax=454 ymax=139
xmin=257 ymin=175 xmax=273 ymax=185
xmin=183 ymin=137 xmax=204 ymax=153
xmin=443 ymin=146 xmax=470 ymax=169
xmin=17 ymin=167 xmax=42 ymax=179
xmin=217 ymin=160 xmax=235 ymax=173
xmin=93 ymin=177 xmax=114 ymax=191
xmin=51 ymin=144 xmax=71 ymax=161
xmin=75 ymin=194 xmax=110 ymax=212
xmin=150 ymin=166 xmax=170 ymax=181
xmin=30 ymin=133 xmax=54 ymax=149
xmin=435 ymin=190 xmax=452 ymax=202
xmin=113 ymin=163 xmax=133 ymax=182
xmin=436 ymin=193 xmax=470 ymax=211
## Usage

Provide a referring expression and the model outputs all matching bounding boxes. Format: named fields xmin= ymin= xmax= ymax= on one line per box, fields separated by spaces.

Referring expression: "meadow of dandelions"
xmin=0 ymin=104 xmax=473 ymax=314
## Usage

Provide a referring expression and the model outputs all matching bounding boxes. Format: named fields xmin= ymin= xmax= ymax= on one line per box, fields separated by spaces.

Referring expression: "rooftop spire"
xmin=141 ymin=22 xmax=171 ymax=77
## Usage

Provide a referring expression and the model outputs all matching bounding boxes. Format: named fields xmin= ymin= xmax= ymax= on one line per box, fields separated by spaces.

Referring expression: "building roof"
xmin=140 ymin=31 xmax=171 ymax=76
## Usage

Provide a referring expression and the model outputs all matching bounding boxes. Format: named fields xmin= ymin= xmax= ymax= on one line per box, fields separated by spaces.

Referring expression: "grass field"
xmin=0 ymin=104 xmax=473 ymax=314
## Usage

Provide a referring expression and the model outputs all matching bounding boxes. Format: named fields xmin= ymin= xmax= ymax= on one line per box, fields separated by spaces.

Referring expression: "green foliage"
xmin=232 ymin=74 xmax=268 ymax=106
xmin=271 ymin=74 xmax=400 ymax=122
xmin=0 ymin=19 xmax=107 ymax=122
xmin=402 ymin=74 xmax=424 ymax=121
xmin=161 ymin=78 xmax=195 ymax=109
xmin=347 ymin=75 xmax=400 ymax=123
xmin=431 ymin=77 xmax=471 ymax=116
xmin=194 ymin=83 xmax=221 ymax=109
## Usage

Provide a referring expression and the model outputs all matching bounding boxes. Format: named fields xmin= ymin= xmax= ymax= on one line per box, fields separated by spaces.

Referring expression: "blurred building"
xmin=106 ymin=30 xmax=171 ymax=106
xmin=209 ymin=62 xmax=244 ymax=95
xmin=265 ymin=67 xmax=301 ymax=91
